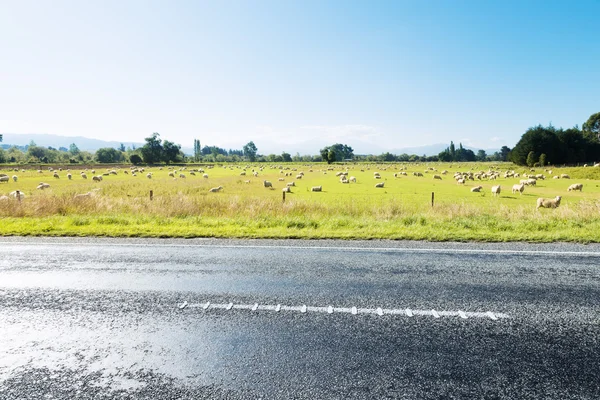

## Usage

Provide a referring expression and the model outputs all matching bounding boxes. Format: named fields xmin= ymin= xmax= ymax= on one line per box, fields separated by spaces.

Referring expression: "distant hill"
xmin=0 ymin=133 xmax=194 ymax=154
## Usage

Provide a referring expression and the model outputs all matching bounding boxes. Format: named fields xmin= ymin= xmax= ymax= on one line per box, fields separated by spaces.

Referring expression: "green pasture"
xmin=1 ymin=162 xmax=599 ymax=241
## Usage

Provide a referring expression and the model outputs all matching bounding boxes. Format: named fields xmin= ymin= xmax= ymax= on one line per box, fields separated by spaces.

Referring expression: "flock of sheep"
xmin=0 ymin=163 xmax=592 ymax=211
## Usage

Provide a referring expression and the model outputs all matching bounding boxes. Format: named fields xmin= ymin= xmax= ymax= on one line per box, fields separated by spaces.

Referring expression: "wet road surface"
xmin=1 ymin=238 xmax=599 ymax=399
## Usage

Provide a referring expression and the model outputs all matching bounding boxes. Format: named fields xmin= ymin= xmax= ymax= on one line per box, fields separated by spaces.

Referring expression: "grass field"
xmin=1 ymin=162 xmax=600 ymax=242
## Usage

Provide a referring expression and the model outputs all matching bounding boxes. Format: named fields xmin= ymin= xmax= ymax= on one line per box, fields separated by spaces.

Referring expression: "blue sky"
xmin=1 ymin=0 xmax=598 ymax=154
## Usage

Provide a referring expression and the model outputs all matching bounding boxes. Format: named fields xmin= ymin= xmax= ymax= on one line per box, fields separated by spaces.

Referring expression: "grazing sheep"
xmin=433 ymin=175 xmax=442 ymax=180
xmin=179 ymin=173 xmax=186 ymax=178
xmin=74 ymin=192 xmax=92 ymax=199
xmin=208 ymin=186 xmax=223 ymax=193
xmin=471 ymin=186 xmax=483 ymax=192
xmin=282 ymin=186 xmax=291 ymax=193
xmin=53 ymin=172 xmax=60 ymax=179
xmin=37 ymin=183 xmax=51 ymax=190
xmin=278 ymin=177 xmax=285 ymax=181
xmin=375 ymin=182 xmax=385 ymax=188
xmin=560 ymin=174 xmax=570 ymax=179
xmin=9 ymin=191 xmax=25 ymax=199
xmin=263 ymin=180 xmax=273 ymax=188
xmin=146 ymin=173 xmax=152 ymax=179
xmin=92 ymin=175 xmax=103 ymax=182
xmin=553 ymin=175 xmax=560 ymax=179
xmin=0 ymin=195 xmax=9 ymax=201
xmin=413 ymin=172 xmax=423 ymax=177
xmin=537 ymin=196 xmax=562 ymax=209
xmin=67 ymin=173 xmax=72 ymax=180
xmin=286 ymin=182 xmax=295 ymax=187
xmin=81 ymin=173 xmax=88 ymax=179
xmin=203 ymin=174 xmax=209 ymax=179
xmin=311 ymin=186 xmax=322 ymax=192
xmin=296 ymin=174 xmax=303 ymax=179
xmin=12 ymin=175 xmax=18 ymax=182
xmin=512 ymin=183 xmax=525 ymax=195
xmin=491 ymin=185 xmax=501 ymax=196
xmin=567 ymin=183 xmax=583 ymax=192
xmin=244 ymin=180 xmax=251 ymax=184
xmin=168 ymin=172 xmax=175 ymax=177
xmin=349 ymin=176 xmax=357 ymax=183
xmin=0 ymin=176 xmax=9 ymax=183
xmin=456 ymin=178 xmax=465 ymax=184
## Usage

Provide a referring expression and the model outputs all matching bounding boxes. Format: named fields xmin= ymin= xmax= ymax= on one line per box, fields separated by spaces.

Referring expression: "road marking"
xmin=7 ymin=241 xmax=600 ymax=257
xmin=182 ymin=302 xmax=509 ymax=320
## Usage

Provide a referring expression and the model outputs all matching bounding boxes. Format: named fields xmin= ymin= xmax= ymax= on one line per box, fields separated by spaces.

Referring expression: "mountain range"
xmin=0 ymin=133 xmax=499 ymax=157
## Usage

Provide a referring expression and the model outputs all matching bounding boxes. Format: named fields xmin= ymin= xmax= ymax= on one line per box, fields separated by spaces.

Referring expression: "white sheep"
xmin=146 ymin=173 xmax=152 ymax=179
xmin=263 ymin=180 xmax=273 ymax=188
xmin=433 ymin=175 xmax=442 ymax=180
xmin=311 ymin=186 xmax=322 ymax=192
xmin=74 ymin=192 xmax=92 ymax=199
xmin=179 ymin=174 xmax=186 ymax=178
xmin=37 ymin=183 xmax=51 ymax=190
xmin=203 ymin=174 xmax=209 ymax=179
xmin=491 ymin=185 xmax=501 ymax=196
xmin=12 ymin=175 xmax=18 ymax=182
xmin=287 ymin=182 xmax=295 ymax=187
xmin=53 ymin=172 xmax=60 ymax=179
xmin=537 ymin=196 xmax=562 ymax=209
xmin=208 ymin=186 xmax=223 ymax=192
xmin=282 ymin=186 xmax=291 ymax=193
xmin=512 ymin=183 xmax=525 ymax=195
xmin=67 ymin=173 xmax=72 ymax=180
xmin=0 ymin=176 xmax=9 ymax=183
xmin=470 ymin=186 xmax=483 ymax=192
xmin=81 ymin=173 xmax=88 ymax=179
xmin=560 ymin=174 xmax=570 ymax=179
xmin=567 ymin=183 xmax=583 ymax=192
xmin=375 ymin=182 xmax=385 ymax=188
xmin=9 ymin=190 xmax=25 ymax=199
xmin=92 ymin=175 xmax=103 ymax=182
xmin=349 ymin=176 xmax=357 ymax=183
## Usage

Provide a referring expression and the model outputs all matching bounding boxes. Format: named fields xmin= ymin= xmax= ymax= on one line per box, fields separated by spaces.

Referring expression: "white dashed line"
xmin=182 ymin=302 xmax=509 ymax=320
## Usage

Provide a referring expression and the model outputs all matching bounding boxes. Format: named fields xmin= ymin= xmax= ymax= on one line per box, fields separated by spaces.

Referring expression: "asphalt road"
xmin=1 ymin=238 xmax=599 ymax=399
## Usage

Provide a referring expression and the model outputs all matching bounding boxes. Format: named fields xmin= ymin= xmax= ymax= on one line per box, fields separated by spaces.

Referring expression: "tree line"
xmin=509 ymin=112 xmax=600 ymax=166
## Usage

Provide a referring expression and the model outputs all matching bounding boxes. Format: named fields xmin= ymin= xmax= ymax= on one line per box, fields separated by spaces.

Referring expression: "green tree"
xmin=539 ymin=153 xmax=547 ymax=166
xmin=140 ymin=132 xmax=163 ymax=164
xmin=95 ymin=147 xmax=123 ymax=163
xmin=243 ymin=141 xmax=258 ymax=162
xmin=194 ymin=139 xmax=201 ymax=162
xmin=119 ymin=143 xmax=126 ymax=152
xmin=0 ymin=134 xmax=3 ymax=142
xmin=0 ymin=148 xmax=6 ymax=163
xmin=500 ymin=146 xmax=511 ymax=161
xmin=526 ymin=151 xmax=537 ymax=167
xmin=27 ymin=145 xmax=49 ymax=161
xmin=69 ymin=143 xmax=80 ymax=155
xmin=583 ymin=112 xmax=600 ymax=140
xmin=281 ymin=152 xmax=292 ymax=162
xmin=476 ymin=150 xmax=487 ymax=161
xmin=162 ymin=140 xmax=182 ymax=164
xmin=129 ymin=154 xmax=142 ymax=165
xmin=510 ymin=125 xmax=561 ymax=166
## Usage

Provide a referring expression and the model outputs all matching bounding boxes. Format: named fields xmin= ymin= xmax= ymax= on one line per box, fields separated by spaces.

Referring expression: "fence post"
xmin=282 ymin=190 xmax=286 ymax=202
xmin=150 ymin=190 xmax=153 ymax=201
xmin=16 ymin=190 xmax=21 ymax=202
xmin=431 ymin=192 xmax=434 ymax=207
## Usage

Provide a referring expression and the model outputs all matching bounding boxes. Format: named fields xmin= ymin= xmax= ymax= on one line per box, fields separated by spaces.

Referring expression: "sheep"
xmin=244 ymin=180 xmax=251 ymax=184
xmin=0 ymin=176 xmax=9 ymax=183
xmin=37 ymin=183 xmax=51 ymax=190
xmin=349 ymin=176 xmax=357 ymax=183
xmin=110 ymin=170 xmax=117 ymax=175
xmin=282 ymin=186 xmax=291 ymax=193
xmin=278 ymin=177 xmax=285 ymax=181
xmin=263 ymin=180 xmax=273 ymax=188
xmin=9 ymin=191 xmax=25 ymax=200
xmin=311 ymin=186 xmax=322 ymax=192
xmin=433 ymin=175 xmax=442 ymax=180
xmin=296 ymin=174 xmax=303 ymax=179
xmin=12 ymin=175 xmax=18 ymax=182
xmin=286 ymin=182 xmax=295 ymax=187
xmin=553 ymin=175 xmax=560 ymax=179
xmin=567 ymin=183 xmax=583 ymax=192
xmin=92 ymin=175 xmax=103 ymax=182
xmin=179 ymin=173 xmax=186 ymax=178
xmin=512 ymin=183 xmax=525 ymax=195
xmin=491 ymin=185 xmax=501 ymax=196
xmin=67 ymin=173 xmax=72 ymax=180
xmin=413 ymin=172 xmax=423 ymax=177
xmin=560 ymin=174 xmax=570 ymax=179
xmin=537 ymin=196 xmax=562 ymax=209
xmin=74 ymin=192 xmax=92 ymax=200
xmin=375 ymin=182 xmax=385 ymax=188
xmin=0 ymin=195 xmax=9 ymax=202
xmin=203 ymin=174 xmax=209 ymax=179
xmin=456 ymin=178 xmax=465 ymax=185
xmin=208 ymin=186 xmax=223 ymax=193
xmin=168 ymin=172 xmax=175 ymax=177
xmin=470 ymin=186 xmax=483 ymax=192
xmin=81 ymin=173 xmax=88 ymax=179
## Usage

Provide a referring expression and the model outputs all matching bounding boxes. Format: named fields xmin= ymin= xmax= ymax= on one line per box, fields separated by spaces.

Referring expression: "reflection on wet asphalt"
xmin=1 ymin=238 xmax=600 ymax=399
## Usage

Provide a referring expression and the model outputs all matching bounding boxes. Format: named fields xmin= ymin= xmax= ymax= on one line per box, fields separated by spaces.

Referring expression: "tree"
xmin=539 ymin=153 xmax=547 ymax=167
xmin=583 ymin=112 xmax=600 ymax=140
xmin=129 ymin=154 xmax=142 ymax=165
xmin=162 ymin=140 xmax=182 ymax=164
xmin=319 ymin=144 xmax=354 ymax=163
xmin=500 ymin=146 xmax=511 ymax=161
xmin=0 ymin=134 xmax=3 ymax=142
xmin=194 ymin=139 xmax=201 ymax=162
xmin=476 ymin=150 xmax=487 ymax=161
xmin=69 ymin=143 xmax=80 ymax=155
xmin=27 ymin=145 xmax=49 ymax=161
xmin=243 ymin=141 xmax=258 ymax=162
xmin=95 ymin=147 xmax=123 ymax=163
xmin=140 ymin=132 xmax=163 ymax=164
xmin=510 ymin=125 xmax=561 ymax=166
xmin=119 ymin=143 xmax=126 ymax=152
xmin=526 ymin=151 xmax=537 ymax=167
xmin=281 ymin=152 xmax=292 ymax=162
